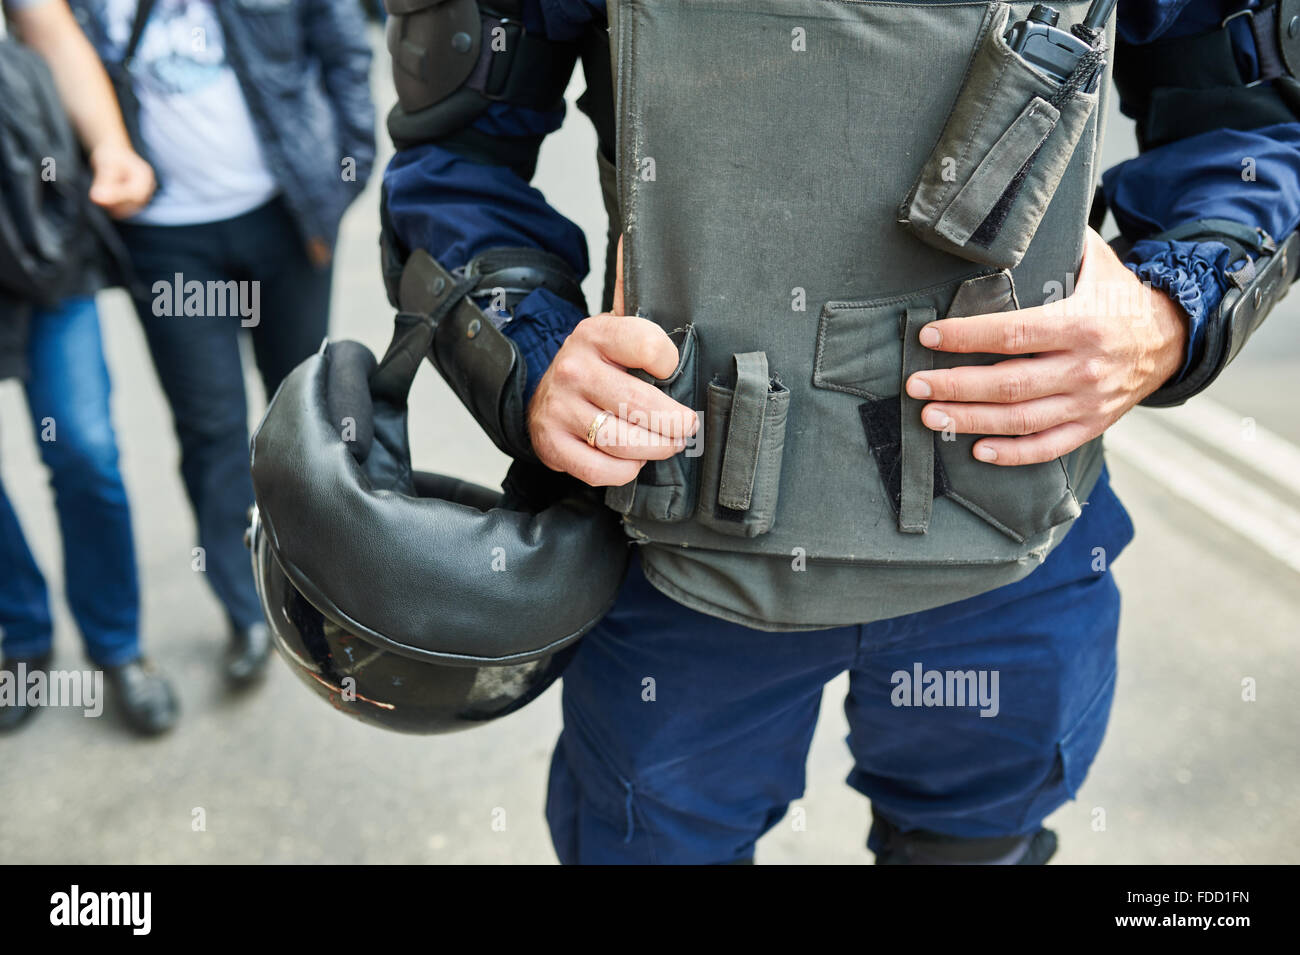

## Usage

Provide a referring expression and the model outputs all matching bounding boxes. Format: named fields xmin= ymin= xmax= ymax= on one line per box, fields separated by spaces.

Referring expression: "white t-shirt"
xmin=103 ymin=0 xmax=279 ymax=225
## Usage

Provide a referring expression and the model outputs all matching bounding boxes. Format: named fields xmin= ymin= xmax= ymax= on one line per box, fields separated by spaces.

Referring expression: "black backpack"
xmin=0 ymin=30 xmax=127 ymax=306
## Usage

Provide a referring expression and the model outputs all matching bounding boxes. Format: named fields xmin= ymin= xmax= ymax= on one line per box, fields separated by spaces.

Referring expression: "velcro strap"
xmin=369 ymin=311 xmax=438 ymax=408
xmin=718 ymin=352 xmax=769 ymax=511
xmin=1226 ymin=257 xmax=1258 ymax=289
xmin=1148 ymin=217 xmax=1276 ymax=292
xmin=464 ymin=245 xmax=586 ymax=312
xmin=1153 ymin=217 xmax=1274 ymax=253
xmin=467 ymin=16 xmax=578 ymax=111
xmin=1249 ymin=2 xmax=1289 ymax=82
xmin=899 ymin=307 xmax=937 ymax=534
xmin=1117 ymin=2 xmax=1298 ymax=93
xmin=937 ymin=96 xmax=1060 ymax=249
xmin=396 ymin=250 xmax=524 ymax=455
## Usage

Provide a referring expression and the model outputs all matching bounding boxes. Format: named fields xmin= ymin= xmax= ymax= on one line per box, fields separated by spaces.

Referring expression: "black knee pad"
xmin=869 ymin=812 xmax=1058 ymax=865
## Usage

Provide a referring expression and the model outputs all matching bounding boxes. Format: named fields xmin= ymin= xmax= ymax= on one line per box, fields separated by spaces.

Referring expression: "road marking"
xmin=1106 ymin=407 xmax=1300 ymax=575
xmin=1154 ymin=397 xmax=1300 ymax=501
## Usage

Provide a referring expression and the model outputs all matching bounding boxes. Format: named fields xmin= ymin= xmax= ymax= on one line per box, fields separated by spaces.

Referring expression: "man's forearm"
xmin=11 ymin=0 xmax=132 ymax=155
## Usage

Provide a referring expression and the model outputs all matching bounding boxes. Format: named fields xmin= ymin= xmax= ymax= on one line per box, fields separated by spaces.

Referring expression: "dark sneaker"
xmin=0 ymin=652 xmax=53 ymax=734
xmin=225 ymin=622 xmax=271 ymax=687
xmin=104 ymin=659 xmax=179 ymax=736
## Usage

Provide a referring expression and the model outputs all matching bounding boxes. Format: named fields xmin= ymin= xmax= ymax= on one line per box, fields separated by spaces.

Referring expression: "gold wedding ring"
xmin=586 ymin=410 xmax=612 ymax=447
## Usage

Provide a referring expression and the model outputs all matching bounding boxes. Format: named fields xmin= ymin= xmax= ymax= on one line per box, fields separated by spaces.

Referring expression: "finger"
xmin=573 ymin=399 xmax=687 ymax=461
xmin=92 ymin=185 xmax=143 ymax=219
xmin=906 ymin=354 xmax=1077 ymax=404
xmin=89 ymin=178 xmax=126 ymax=204
xmin=575 ymin=359 xmax=698 ymax=439
xmin=612 ymin=234 xmax=625 ymax=316
xmin=920 ymin=305 xmax=1074 ymax=355
xmin=105 ymin=201 xmax=139 ymax=219
xmin=920 ymin=395 xmax=1078 ymax=436
xmin=127 ymin=168 xmax=156 ymax=201
xmin=1075 ymin=226 xmax=1118 ymax=286
xmin=579 ymin=313 xmax=679 ymax=379
xmin=972 ymin=421 xmax=1096 ymax=467
xmin=546 ymin=430 xmax=646 ymax=487
xmin=91 ymin=194 xmax=136 ymax=219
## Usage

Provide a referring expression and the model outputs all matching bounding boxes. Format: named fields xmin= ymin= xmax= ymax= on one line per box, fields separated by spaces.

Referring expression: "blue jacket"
xmin=385 ymin=0 xmax=1300 ymax=399
xmin=72 ymin=0 xmax=376 ymax=249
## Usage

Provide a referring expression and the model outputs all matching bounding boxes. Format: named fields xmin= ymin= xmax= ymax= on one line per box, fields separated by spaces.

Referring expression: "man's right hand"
xmin=527 ymin=313 xmax=698 ymax=487
xmin=527 ymin=236 xmax=698 ymax=487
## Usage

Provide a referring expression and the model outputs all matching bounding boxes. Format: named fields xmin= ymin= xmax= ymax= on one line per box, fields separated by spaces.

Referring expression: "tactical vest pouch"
xmin=696 ymin=351 xmax=790 ymax=538
xmin=924 ymin=276 xmax=1082 ymax=542
xmin=820 ymin=271 xmax=1080 ymax=544
xmin=900 ymin=3 xmax=1099 ymax=270
xmin=605 ymin=324 xmax=700 ymax=522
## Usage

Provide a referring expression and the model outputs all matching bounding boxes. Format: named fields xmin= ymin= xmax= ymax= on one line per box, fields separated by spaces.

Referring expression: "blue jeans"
xmin=116 ymin=197 xmax=333 ymax=630
xmin=547 ymin=469 xmax=1136 ymax=863
xmin=0 ymin=297 xmax=141 ymax=667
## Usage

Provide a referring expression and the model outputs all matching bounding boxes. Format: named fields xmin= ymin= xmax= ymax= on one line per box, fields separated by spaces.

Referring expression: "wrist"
xmin=1122 ymin=237 xmax=1236 ymax=396
xmin=88 ymin=135 xmax=134 ymax=161
xmin=86 ymin=138 xmax=128 ymax=167
xmin=1146 ymin=289 xmax=1190 ymax=393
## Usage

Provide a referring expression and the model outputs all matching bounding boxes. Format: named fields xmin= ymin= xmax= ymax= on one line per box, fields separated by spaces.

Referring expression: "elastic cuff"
xmin=501 ymin=287 xmax=587 ymax=404
xmin=1124 ymin=238 xmax=1239 ymax=384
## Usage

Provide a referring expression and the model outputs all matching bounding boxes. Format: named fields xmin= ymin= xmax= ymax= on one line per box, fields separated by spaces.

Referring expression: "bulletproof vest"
xmin=595 ymin=0 xmax=1113 ymax=631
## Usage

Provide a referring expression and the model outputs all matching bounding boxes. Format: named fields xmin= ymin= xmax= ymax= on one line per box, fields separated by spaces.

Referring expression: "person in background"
xmin=0 ymin=0 xmax=177 ymax=735
xmin=70 ymin=0 xmax=376 ymax=684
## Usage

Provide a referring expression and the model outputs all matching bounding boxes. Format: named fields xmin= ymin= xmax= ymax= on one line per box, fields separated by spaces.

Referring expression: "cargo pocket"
xmin=1017 ymin=669 xmax=1116 ymax=830
xmin=899 ymin=2 xmax=1100 ymax=269
xmin=814 ymin=271 xmax=1079 ymax=542
xmin=1058 ymin=670 xmax=1116 ymax=799
xmin=696 ymin=352 xmax=790 ymax=538
xmin=606 ymin=325 xmax=700 ymax=523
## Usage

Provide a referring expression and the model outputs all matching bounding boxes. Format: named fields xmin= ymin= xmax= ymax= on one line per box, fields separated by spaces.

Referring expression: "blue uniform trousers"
xmin=547 ymin=468 xmax=1135 ymax=863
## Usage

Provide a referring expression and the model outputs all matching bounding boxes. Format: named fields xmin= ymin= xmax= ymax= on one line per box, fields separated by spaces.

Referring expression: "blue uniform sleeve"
xmin=382 ymin=0 xmax=605 ymax=402
xmin=1102 ymin=0 xmax=1300 ymax=382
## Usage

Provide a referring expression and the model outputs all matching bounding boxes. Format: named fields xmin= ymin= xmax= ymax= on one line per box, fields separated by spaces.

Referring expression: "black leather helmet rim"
xmin=259 ymin=515 xmax=613 ymax=668
xmin=250 ymin=340 xmax=629 ymax=667
xmin=249 ymin=511 xmax=580 ymax=733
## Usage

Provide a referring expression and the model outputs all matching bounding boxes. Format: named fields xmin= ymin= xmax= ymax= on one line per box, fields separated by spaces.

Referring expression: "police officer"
xmin=378 ymin=0 xmax=1300 ymax=863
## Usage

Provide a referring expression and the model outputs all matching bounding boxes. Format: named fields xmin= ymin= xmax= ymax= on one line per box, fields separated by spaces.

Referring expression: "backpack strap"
xmin=122 ymin=0 xmax=157 ymax=69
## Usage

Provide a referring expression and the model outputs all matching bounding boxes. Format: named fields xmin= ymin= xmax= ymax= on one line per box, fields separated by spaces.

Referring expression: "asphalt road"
xmin=1 ymin=41 xmax=1297 ymax=864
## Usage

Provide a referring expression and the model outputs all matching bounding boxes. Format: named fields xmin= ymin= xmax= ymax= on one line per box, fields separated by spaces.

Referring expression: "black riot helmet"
xmin=248 ymin=315 xmax=628 ymax=734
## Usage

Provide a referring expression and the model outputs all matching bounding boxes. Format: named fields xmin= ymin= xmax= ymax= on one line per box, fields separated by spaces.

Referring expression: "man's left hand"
xmin=306 ymin=237 xmax=333 ymax=268
xmin=906 ymin=227 xmax=1188 ymax=466
xmin=88 ymin=141 xmax=155 ymax=219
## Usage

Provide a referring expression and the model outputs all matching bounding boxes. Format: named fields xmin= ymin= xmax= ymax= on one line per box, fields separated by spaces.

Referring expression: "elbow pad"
xmin=384 ymin=0 xmax=580 ymax=179
xmin=1143 ymin=218 xmax=1300 ymax=407
xmin=393 ymin=246 xmax=585 ymax=459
